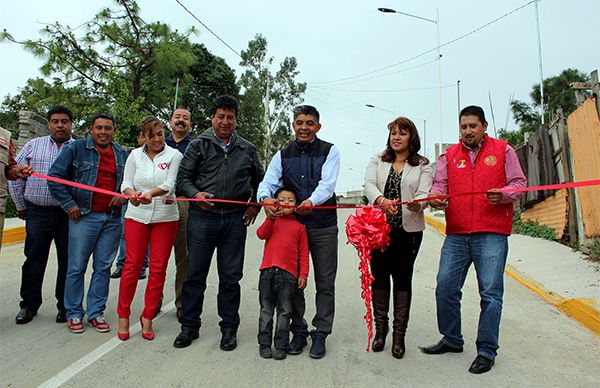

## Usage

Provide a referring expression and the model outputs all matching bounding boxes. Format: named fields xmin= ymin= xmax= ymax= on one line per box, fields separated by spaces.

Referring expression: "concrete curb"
xmin=424 ymin=214 xmax=600 ymax=336
xmin=2 ymin=226 xmax=26 ymax=246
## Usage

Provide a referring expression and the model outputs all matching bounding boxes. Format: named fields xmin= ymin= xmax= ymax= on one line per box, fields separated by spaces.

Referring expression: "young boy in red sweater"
xmin=257 ymin=187 xmax=309 ymax=360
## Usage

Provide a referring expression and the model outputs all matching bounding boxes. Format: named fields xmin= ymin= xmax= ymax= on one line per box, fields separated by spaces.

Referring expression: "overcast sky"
xmin=1 ymin=0 xmax=598 ymax=193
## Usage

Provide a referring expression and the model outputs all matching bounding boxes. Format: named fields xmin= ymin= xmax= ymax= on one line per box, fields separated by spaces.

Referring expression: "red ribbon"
xmin=345 ymin=207 xmax=391 ymax=352
xmin=32 ymin=172 xmax=600 ymax=210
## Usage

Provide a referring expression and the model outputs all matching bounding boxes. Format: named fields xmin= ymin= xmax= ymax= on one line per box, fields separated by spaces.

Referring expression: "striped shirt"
xmin=9 ymin=135 xmax=74 ymax=210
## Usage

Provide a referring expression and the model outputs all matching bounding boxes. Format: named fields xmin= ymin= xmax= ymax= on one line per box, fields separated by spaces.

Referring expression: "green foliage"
xmin=1 ymin=0 xmax=199 ymax=145
xmin=178 ymin=43 xmax=239 ymax=135
xmin=513 ymin=212 xmax=556 ymax=240
xmin=589 ymin=239 xmax=600 ymax=261
xmin=529 ymin=68 xmax=590 ymax=117
xmin=505 ymin=68 xmax=590 ymax=147
xmin=238 ymin=34 xmax=306 ymax=163
xmin=497 ymin=127 xmax=525 ymax=147
xmin=5 ymin=196 xmax=18 ymax=218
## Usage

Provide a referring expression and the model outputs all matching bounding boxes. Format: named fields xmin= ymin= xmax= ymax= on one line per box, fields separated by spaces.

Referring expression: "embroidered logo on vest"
xmin=484 ymin=155 xmax=497 ymax=166
xmin=456 ymin=159 xmax=467 ymax=169
xmin=157 ymin=162 xmax=170 ymax=170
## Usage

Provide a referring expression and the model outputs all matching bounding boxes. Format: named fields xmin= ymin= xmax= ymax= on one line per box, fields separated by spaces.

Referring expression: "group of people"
xmin=3 ymin=97 xmax=526 ymax=374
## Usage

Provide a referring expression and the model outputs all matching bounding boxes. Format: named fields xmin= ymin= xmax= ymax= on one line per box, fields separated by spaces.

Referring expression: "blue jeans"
xmin=65 ymin=212 xmax=121 ymax=320
xmin=435 ymin=233 xmax=508 ymax=360
xmin=258 ymin=268 xmax=297 ymax=350
xmin=180 ymin=210 xmax=247 ymax=332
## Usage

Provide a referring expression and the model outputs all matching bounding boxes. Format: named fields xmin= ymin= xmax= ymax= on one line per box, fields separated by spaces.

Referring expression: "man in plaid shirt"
xmin=9 ymin=105 xmax=74 ymax=325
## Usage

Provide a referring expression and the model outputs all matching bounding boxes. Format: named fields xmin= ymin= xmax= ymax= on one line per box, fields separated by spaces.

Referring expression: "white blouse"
xmin=121 ymin=145 xmax=183 ymax=224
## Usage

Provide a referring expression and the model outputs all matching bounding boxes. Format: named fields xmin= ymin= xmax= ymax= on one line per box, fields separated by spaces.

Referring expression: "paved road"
xmin=1 ymin=209 xmax=599 ymax=387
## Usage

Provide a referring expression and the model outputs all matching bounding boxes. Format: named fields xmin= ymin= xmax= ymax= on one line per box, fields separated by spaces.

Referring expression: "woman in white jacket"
xmin=117 ymin=116 xmax=183 ymax=341
xmin=364 ymin=116 xmax=433 ymax=359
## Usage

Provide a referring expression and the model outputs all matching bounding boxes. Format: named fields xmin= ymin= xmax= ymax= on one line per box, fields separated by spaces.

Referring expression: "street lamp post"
xmin=378 ymin=7 xmax=442 ymax=154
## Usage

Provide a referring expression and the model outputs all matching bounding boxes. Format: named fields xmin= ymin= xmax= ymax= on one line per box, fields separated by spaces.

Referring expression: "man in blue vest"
xmin=258 ymin=105 xmax=340 ymax=359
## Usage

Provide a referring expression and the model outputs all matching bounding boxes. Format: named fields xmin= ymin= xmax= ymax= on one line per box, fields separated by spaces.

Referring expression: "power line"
xmin=307 ymin=58 xmax=437 ymax=87
xmin=174 ymin=0 xmax=242 ymax=58
xmin=309 ymin=0 xmax=535 ymax=85
xmin=309 ymin=83 xmax=457 ymax=93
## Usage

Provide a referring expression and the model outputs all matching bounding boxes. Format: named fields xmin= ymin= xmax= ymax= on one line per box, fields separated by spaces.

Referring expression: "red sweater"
xmin=445 ymin=135 xmax=513 ymax=235
xmin=257 ymin=215 xmax=309 ymax=279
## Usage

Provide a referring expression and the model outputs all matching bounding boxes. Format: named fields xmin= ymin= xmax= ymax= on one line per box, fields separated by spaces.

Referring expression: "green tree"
xmin=501 ymin=68 xmax=590 ymax=146
xmin=177 ymin=43 xmax=239 ymax=135
xmin=530 ymin=68 xmax=590 ymax=118
xmin=238 ymin=34 xmax=306 ymax=162
xmin=1 ymin=0 xmax=197 ymax=144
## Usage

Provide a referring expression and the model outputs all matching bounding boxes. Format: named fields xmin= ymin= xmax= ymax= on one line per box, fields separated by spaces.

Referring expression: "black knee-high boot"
xmin=371 ymin=289 xmax=390 ymax=352
xmin=392 ymin=291 xmax=411 ymax=359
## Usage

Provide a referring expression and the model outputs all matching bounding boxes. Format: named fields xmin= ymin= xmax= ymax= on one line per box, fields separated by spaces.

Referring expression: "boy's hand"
xmin=298 ymin=277 xmax=307 ymax=290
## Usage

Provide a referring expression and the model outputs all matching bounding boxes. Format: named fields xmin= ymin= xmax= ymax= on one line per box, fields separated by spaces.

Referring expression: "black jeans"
xmin=180 ymin=209 xmax=247 ymax=332
xmin=371 ymin=226 xmax=423 ymax=292
xmin=20 ymin=202 xmax=69 ymax=311
xmin=257 ymin=267 xmax=297 ymax=350
xmin=290 ymin=224 xmax=338 ymax=338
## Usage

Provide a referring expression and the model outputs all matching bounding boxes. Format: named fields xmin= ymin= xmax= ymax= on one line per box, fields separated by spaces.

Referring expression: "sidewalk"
xmin=425 ymin=211 xmax=600 ymax=336
xmin=1 ymin=217 xmax=25 ymax=247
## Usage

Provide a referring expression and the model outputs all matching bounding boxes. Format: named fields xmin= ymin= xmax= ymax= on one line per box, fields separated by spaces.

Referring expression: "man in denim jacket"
xmin=48 ymin=113 xmax=128 ymax=334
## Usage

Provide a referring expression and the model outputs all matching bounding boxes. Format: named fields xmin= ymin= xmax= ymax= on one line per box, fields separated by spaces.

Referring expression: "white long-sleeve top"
xmin=121 ymin=145 xmax=183 ymax=224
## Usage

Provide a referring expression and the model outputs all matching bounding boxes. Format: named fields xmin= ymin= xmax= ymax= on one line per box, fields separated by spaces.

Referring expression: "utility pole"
xmin=262 ymin=76 xmax=271 ymax=161
xmin=173 ymin=78 xmax=180 ymax=110
xmin=535 ymin=0 xmax=545 ymax=124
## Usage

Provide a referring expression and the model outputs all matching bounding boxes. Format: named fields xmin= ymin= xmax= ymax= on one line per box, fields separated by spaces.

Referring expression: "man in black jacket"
xmin=173 ymin=95 xmax=264 ymax=350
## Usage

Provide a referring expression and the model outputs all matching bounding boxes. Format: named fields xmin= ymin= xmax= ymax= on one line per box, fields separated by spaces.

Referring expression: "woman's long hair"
xmin=380 ymin=116 xmax=429 ymax=166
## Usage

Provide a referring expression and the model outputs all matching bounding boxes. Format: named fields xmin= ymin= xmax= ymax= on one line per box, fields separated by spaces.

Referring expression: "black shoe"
xmin=220 ymin=329 xmax=237 ymax=351
xmin=420 ymin=340 xmax=463 ymax=354
xmin=309 ymin=336 xmax=326 ymax=359
xmin=287 ymin=335 xmax=308 ymax=355
xmin=173 ymin=329 xmax=199 ymax=348
xmin=259 ymin=345 xmax=272 ymax=359
xmin=15 ymin=308 xmax=37 ymax=324
xmin=138 ymin=269 xmax=147 ymax=280
xmin=273 ymin=348 xmax=287 ymax=360
xmin=110 ymin=268 xmax=122 ymax=279
xmin=56 ymin=309 xmax=67 ymax=323
xmin=469 ymin=355 xmax=494 ymax=374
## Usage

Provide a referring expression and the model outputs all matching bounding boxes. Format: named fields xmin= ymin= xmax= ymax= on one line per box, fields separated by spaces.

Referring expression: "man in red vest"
xmin=420 ymin=105 xmax=527 ymax=374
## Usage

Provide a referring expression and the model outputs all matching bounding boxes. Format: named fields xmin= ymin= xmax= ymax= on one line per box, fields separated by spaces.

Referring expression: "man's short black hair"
xmin=274 ymin=186 xmax=298 ymax=203
xmin=460 ymin=105 xmax=487 ymax=125
xmin=293 ymin=105 xmax=320 ymax=121
xmin=211 ymin=95 xmax=238 ymax=116
xmin=90 ymin=113 xmax=116 ymax=128
xmin=47 ymin=105 xmax=73 ymax=122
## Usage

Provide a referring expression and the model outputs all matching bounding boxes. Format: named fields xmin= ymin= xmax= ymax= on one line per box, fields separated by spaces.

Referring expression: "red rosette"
xmin=345 ymin=207 xmax=391 ymax=352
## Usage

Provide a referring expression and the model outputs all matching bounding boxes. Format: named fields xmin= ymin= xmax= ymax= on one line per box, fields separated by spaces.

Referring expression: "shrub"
xmin=513 ymin=212 xmax=556 ymax=240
